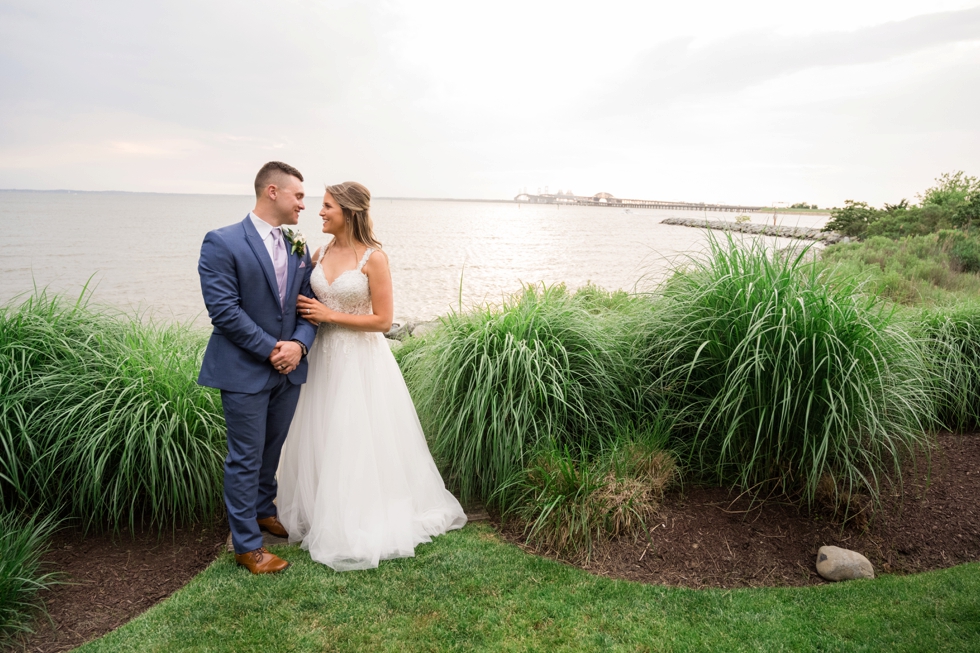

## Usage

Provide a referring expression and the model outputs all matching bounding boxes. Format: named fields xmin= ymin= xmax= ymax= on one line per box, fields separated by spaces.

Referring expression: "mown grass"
xmin=76 ymin=524 xmax=980 ymax=653
xmin=0 ymin=288 xmax=226 ymax=531
xmin=0 ymin=511 xmax=60 ymax=644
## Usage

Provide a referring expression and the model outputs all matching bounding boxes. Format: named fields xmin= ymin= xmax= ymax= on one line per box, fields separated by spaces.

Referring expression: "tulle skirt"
xmin=277 ymin=325 xmax=466 ymax=571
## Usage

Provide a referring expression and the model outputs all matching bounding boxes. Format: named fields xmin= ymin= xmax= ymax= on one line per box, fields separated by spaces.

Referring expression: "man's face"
xmin=272 ymin=175 xmax=305 ymax=225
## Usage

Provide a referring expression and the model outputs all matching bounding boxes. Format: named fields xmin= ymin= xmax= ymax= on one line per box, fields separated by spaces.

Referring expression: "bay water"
xmin=0 ymin=191 xmax=828 ymax=327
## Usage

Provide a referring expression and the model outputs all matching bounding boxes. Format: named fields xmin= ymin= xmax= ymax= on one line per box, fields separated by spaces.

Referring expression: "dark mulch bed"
xmin=15 ymin=518 xmax=226 ymax=653
xmin=497 ymin=432 xmax=980 ymax=588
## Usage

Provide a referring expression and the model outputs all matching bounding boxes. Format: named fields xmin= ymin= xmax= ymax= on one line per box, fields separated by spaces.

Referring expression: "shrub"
xmin=503 ymin=433 xmax=676 ymax=561
xmin=918 ymin=171 xmax=979 ymax=213
xmin=865 ymin=204 xmax=953 ymax=239
xmin=823 ymin=171 xmax=978 ymax=241
xmin=401 ymin=284 xmax=641 ymax=505
xmin=0 ymin=512 xmax=60 ymax=644
xmin=0 ymin=289 xmax=226 ymax=530
xmin=937 ymin=229 xmax=980 ymax=274
xmin=635 ymin=236 xmax=934 ymax=508
xmin=919 ymin=303 xmax=980 ymax=432
xmin=819 ymin=235 xmax=980 ymax=306
xmin=823 ymin=200 xmax=879 ymax=239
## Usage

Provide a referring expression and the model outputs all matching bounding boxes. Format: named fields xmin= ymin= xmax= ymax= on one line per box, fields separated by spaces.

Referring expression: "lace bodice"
xmin=310 ymin=247 xmax=375 ymax=316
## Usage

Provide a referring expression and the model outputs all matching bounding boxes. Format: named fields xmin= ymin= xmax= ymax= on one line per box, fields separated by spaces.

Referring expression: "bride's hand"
xmin=297 ymin=295 xmax=336 ymax=325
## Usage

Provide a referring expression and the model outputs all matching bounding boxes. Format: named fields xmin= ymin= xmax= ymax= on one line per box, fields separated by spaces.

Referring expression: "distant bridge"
xmin=514 ymin=192 xmax=765 ymax=213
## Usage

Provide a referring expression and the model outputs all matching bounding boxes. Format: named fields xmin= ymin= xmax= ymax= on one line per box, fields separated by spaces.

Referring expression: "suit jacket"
xmin=197 ymin=216 xmax=317 ymax=393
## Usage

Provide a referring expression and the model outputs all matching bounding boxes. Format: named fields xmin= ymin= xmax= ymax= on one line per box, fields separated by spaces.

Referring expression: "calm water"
xmin=0 ymin=191 xmax=828 ymax=325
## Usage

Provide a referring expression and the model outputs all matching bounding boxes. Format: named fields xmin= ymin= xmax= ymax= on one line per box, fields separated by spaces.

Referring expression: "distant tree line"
xmin=822 ymin=171 xmax=980 ymax=272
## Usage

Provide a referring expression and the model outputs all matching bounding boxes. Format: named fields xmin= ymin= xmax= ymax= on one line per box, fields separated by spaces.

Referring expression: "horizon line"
xmin=0 ymin=188 xmax=517 ymax=203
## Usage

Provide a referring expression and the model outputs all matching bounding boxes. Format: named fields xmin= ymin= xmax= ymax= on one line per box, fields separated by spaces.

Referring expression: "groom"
xmin=197 ymin=161 xmax=317 ymax=574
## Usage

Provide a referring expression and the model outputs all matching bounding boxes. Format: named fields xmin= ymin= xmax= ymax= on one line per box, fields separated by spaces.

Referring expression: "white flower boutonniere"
xmin=283 ymin=228 xmax=307 ymax=257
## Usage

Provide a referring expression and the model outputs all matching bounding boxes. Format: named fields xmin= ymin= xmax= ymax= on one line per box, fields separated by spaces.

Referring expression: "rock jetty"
xmin=661 ymin=217 xmax=845 ymax=244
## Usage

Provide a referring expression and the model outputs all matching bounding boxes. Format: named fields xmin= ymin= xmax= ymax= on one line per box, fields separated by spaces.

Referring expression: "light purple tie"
xmin=271 ymin=228 xmax=287 ymax=309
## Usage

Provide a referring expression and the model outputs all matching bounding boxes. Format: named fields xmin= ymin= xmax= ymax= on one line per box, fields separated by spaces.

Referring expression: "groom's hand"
xmin=269 ymin=341 xmax=303 ymax=374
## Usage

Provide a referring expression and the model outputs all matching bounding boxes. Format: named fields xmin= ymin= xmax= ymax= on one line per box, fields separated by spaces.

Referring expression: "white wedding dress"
xmin=276 ymin=248 xmax=467 ymax=571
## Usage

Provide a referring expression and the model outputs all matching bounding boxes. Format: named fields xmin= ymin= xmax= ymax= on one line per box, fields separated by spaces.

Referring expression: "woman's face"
xmin=319 ymin=191 xmax=345 ymax=235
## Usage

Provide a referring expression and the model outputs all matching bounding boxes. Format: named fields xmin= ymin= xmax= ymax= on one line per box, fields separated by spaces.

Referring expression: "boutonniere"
xmin=282 ymin=228 xmax=307 ymax=257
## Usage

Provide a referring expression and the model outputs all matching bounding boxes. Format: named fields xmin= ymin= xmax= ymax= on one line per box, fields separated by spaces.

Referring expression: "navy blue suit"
xmin=198 ymin=216 xmax=317 ymax=554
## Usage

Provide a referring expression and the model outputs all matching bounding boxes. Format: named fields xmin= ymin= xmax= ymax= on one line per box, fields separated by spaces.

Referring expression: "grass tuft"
xmin=401 ymin=283 xmax=640 ymax=506
xmin=503 ymin=430 xmax=677 ymax=560
xmin=633 ymin=235 xmax=935 ymax=508
xmin=0 ymin=511 xmax=60 ymax=644
xmin=919 ymin=302 xmax=980 ymax=432
xmin=0 ymin=288 xmax=226 ymax=531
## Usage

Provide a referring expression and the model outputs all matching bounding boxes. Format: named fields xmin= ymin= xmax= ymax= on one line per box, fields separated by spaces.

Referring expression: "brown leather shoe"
xmin=234 ymin=547 xmax=289 ymax=574
xmin=257 ymin=515 xmax=289 ymax=538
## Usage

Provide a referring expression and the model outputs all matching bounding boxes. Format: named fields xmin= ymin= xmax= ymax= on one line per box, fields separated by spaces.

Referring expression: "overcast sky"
xmin=1 ymin=0 xmax=978 ymax=206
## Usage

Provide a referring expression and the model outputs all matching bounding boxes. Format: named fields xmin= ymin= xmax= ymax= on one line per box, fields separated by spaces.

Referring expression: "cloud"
xmin=602 ymin=5 xmax=980 ymax=112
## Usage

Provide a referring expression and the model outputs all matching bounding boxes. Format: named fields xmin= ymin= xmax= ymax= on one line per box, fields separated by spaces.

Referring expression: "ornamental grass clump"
xmin=0 ymin=512 xmax=59 ymax=644
xmin=0 ymin=289 xmax=226 ymax=530
xmin=401 ymin=283 xmax=640 ymax=505
xmin=919 ymin=302 xmax=980 ymax=431
xmin=637 ymin=235 xmax=934 ymax=508
xmin=503 ymin=434 xmax=676 ymax=561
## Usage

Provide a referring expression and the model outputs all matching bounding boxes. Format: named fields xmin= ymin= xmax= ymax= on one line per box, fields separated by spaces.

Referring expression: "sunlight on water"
xmin=0 ymin=192 xmax=827 ymax=325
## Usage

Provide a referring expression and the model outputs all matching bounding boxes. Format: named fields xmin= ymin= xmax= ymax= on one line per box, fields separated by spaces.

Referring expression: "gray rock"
xmin=411 ymin=320 xmax=440 ymax=338
xmin=385 ymin=320 xmax=417 ymax=341
xmin=387 ymin=338 xmax=403 ymax=351
xmin=816 ymin=545 xmax=874 ymax=581
xmin=659 ymin=216 xmax=841 ymax=245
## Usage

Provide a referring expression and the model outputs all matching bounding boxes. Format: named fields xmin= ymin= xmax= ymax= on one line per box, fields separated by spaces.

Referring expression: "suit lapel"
xmin=241 ymin=216 xmax=282 ymax=313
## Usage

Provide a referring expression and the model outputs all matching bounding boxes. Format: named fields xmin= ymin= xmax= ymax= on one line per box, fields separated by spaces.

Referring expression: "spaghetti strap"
xmin=356 ymin=248 xmax=375 ymax=272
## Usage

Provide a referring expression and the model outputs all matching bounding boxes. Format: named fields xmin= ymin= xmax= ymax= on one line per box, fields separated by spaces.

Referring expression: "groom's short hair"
xmin=254 ymin=161 xmax=304 ymax=198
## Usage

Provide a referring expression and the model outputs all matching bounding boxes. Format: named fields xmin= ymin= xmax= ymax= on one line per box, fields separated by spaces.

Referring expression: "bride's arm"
xmin=296 ymin=250 xmax=394 ymax=333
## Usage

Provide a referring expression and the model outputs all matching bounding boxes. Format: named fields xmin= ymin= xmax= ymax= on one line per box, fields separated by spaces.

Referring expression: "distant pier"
xmin=514 ymin=191 xmax=765 ymax=213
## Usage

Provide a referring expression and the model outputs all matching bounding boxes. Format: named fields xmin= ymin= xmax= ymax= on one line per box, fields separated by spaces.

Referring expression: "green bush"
xmin=919 ymin=302 xmax=980 ymax=432
xmin=0 ymin=289 xmax=226 ymax=531
xmin=400 ymin=283 xmax=643 ymax=505
xmin=823 ymin=172 xmax=978 ymax=241
xmin=937 ymin=229 xmax=980 ymax=274
xmin=501 ymin=426 xmax=676 ymax=561
xmin=635 ymin=236 xmax=934 ymax=507
xmin=819 ymin=235 xmax=980 ymax=306
xmin=0 ymin=512 xmax=59 ymax=644
xmin=865 ymin=204 xmax=953 ymax=239
xmin=823 ymin=200 xmax=879 ymax=239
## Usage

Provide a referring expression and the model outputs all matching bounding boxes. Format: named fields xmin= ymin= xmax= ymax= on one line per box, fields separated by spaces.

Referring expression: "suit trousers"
xmin=221 ymin=373 xmax=301 ymax=554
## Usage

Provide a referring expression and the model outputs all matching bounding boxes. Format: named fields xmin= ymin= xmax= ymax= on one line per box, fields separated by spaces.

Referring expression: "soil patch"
xmin=16 ymin=518 xmax=226 ymax=653
xmin=497 ymin=432 xmax=980 ymax=588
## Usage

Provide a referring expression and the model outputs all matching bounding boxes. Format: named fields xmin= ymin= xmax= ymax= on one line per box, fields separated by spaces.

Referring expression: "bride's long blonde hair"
xmin=325 ymin=181 xmax=382 ymax=249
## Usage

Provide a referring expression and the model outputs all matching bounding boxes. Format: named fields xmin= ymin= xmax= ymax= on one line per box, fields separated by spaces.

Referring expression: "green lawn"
xmin=78 ymin=524 xmax=979 ymax=653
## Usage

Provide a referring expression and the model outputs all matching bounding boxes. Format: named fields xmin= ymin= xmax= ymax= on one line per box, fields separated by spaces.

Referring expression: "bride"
xmin=276 ymin=181 xmax=466 ymax=571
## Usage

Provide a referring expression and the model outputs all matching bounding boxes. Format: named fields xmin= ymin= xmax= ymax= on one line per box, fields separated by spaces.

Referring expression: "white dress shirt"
xmin=249 ymin=211 xmax=280 ymax=263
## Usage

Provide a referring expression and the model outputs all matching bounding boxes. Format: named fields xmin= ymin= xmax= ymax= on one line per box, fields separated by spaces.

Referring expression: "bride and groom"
xmin=197 ymin=161 xmax=466 ymax=574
